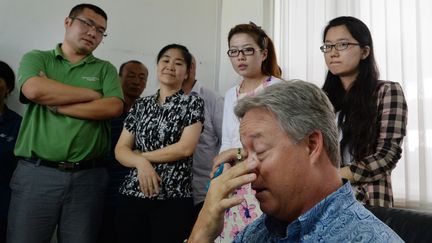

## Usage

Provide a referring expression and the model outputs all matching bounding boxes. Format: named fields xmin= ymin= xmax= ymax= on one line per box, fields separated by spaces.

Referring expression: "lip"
xmin=237 ymin=64 xmax=247 ymax=70
xmin=130 ymin=87 xmax=142 ymax=91
xmin=162 ymin=72 xmax=175 ymax=77
xmin=253 ymin=188 xmax=266 ymax=202
xmin=329 ymin=61 xmax=341 ymax=65
xmin=82 ymin=38 xmax=94 ymax=46
xmin=252 ymin=185 xmax=265 ymax=195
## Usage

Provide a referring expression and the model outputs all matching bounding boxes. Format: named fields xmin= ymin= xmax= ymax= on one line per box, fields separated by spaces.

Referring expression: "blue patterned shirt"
xmin=234 ymin=181 xmax=403 ymax=243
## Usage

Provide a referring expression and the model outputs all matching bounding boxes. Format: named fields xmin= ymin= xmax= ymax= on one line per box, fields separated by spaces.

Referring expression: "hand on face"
xmin=190 ymin=158 xmax=258 ymax=241
xmin=211 ymin=147 xmax=247 ymax=178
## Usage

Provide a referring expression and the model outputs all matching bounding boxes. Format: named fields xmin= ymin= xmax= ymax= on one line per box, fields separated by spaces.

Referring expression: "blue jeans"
xmin=7 ymin=159 xmax=108 ymax=243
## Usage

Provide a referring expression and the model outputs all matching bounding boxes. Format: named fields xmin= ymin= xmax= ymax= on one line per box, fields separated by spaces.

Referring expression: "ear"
xmin=64 ymin=17 xmax=72 ymax=28
xmin=305 ymin=130 xmax=324 ymax=165
xmin=261 ymin=48 xmax=268 ymax=62
xmin=361 ymin=45 xmax=370 ymax=60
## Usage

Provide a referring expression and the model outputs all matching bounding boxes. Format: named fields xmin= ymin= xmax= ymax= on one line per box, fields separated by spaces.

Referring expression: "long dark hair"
xmin=322 ymin=16 xmax=380 ymax=162
xmin=228 ymin=22 xmax=281 ymax=78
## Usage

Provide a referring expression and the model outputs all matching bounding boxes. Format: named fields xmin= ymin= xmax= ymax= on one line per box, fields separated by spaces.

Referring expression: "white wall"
xmin=1 ymin=0 xmax=270 ymax=115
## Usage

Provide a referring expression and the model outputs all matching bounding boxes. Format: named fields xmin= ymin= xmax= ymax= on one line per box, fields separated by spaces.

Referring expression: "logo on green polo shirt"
xmin=82 ymin=76 xmax=99 ymax=82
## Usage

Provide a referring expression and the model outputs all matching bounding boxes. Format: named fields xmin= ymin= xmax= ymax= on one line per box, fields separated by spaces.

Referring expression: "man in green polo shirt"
xmin=8 ymin=4 xmax=123 ymax=243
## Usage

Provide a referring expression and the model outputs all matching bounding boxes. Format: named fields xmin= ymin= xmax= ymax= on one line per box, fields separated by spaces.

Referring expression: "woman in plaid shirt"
xmin=320 ymin=16 xmax=408 ymax=207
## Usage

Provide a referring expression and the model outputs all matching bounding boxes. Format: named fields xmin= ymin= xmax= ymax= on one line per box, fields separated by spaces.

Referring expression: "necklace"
xmin=236 ymin=76 xmax=272 ymax=99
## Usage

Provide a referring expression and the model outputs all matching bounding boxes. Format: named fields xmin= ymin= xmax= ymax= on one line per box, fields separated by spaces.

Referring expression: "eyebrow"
xmin=161 ymin=54 xmax=185 ymax=61
xmin=241 ymin=132 xmax=263 ymax=143
xmin=324 ymin=38 xmax=351 ymax=43
xmin=250 ymin=132 xmax=262 ymax=139
xmin=229 ymin=44 xmax=255 ymax=49
xmin=82 ymin=17 xmax=106 ymax=31
xmin=126 ymin=71 xmax=142 ymax=75
xmin=241 ymin=133 xmax=271 ymax=152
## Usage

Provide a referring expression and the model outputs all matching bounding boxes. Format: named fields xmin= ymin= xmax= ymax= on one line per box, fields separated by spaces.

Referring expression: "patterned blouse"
xmin=341 ymin=81 xmax=408 ymax=207
xmin=119 ymin=90 xmax=204 ymax=200
xmin=217 ymin=77 xmax=283 ymax=243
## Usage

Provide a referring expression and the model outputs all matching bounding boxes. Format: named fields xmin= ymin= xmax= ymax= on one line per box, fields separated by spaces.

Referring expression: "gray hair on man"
xmin=234 ymin=80 xmax=340 ymax=167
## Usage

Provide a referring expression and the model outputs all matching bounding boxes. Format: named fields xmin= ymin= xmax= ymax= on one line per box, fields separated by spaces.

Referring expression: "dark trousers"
xmin=116 ymin=195 xmax=193 ymax=243
xmin=0 ymin=184 xmax=11 ymax=243
xmin=192 ymin=201 xmax=204 ymax=226
xmin=0 ymin=217 xmax=6 ymax=243
xmin=97 ymin=203 xmax=118 ymax=243
xmin=7 ymin=160 xmax=108 ymax=243
xmin=97 ymin=195 xmax=122 ymax=243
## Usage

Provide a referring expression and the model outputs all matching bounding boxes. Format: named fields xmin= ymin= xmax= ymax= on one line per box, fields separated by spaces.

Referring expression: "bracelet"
xmin=236 ymin=148 xmax=243 ymax=162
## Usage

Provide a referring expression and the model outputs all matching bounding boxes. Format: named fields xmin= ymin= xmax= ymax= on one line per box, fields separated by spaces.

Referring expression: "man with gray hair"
xmin=188 ymin=80 xmax=402 ymax=242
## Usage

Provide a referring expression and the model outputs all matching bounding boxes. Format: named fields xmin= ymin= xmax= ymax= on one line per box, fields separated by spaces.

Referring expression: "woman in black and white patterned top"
xmin=115 ymin=44 xmax=204 ymax=243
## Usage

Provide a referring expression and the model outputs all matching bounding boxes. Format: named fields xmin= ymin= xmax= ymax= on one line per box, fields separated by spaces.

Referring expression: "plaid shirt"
xmin=346 ymin=81 xmax=407 ymax=207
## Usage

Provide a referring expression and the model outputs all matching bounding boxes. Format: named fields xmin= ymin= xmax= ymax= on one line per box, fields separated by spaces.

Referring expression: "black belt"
xmin=22 ymin=157 xmax=107 ymax=172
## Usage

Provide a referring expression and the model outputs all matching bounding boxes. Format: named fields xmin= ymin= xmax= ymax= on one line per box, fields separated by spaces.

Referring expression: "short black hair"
xmin=69 ymin=3 xmax=107 ymax=21
xmin=0 ymin=61 xmax=16 ymax=94
xmin=119 ymin=60 xmax=144 ymax=76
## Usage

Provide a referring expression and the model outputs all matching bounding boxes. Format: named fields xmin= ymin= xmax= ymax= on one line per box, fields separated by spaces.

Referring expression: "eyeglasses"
xmin=69 ymin=17 xmax=107 ymax=38
xmin=320 ymin=42 xmax=359 ymax=53
xmin=227 ymin=47 xmax=260 ymax=57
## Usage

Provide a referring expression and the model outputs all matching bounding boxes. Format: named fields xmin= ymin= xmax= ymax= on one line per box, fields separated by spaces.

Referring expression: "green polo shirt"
xmin=14 ymin=44 xmax=124 ymax=162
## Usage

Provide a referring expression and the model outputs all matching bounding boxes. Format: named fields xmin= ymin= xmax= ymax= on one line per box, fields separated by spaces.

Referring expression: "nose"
xmin=166 ymin=62 xmax=175 ymax=71
xmin=237 ymin=51 xmax=246 ymax=60
xmin=329 ymin=47 xmax=339 ymax=57
xmin=86 ymin=27 xmax=97 ymax=38
xmin=130 ymin=77 xmax=141 ymax=84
